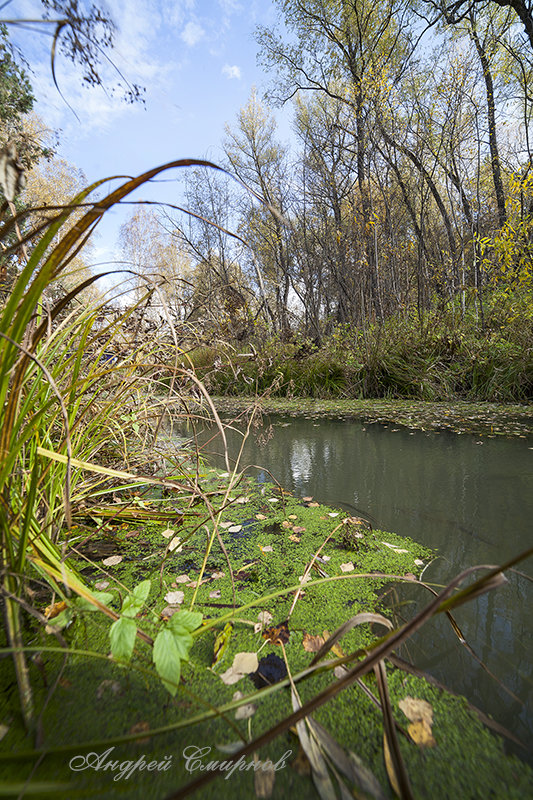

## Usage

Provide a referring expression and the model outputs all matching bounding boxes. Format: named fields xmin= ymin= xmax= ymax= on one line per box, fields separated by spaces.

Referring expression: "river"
xmin=182 ymin=413 xmax=533 ymax=761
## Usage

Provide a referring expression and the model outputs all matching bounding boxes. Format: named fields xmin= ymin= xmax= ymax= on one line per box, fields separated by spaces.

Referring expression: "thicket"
xmin=184 ymin=286 xmax=533 ymax=402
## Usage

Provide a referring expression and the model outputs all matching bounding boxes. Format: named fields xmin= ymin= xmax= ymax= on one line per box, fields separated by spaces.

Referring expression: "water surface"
xmin=187 ymin=414 xmax=533 ymax=759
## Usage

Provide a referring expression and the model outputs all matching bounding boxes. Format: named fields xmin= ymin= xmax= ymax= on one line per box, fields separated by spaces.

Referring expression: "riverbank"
xmin=2 ymin=472 xmax=532 ymax=798
xmin=211 ymin=396 xmax=533 ymax=437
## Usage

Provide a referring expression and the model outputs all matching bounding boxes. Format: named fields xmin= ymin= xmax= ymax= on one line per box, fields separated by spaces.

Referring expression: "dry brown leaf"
xmin=254 ymin=757 xmax=276 ymax=798
xmin=282 ymin=520 xmax=292 ymax=529
xmin=211 ymin=571 xmax=225 ymax=579
xmin=308 ymin=501 xmax=320 ymax=507
xmin=209 ymin=590 xmax=222 ymax=599
xmin=302 ymin=496 xmax=313 ymax=502
xmin=174 ymin=574 xmax=190 ymax=584
xmin=340 ymin=562 xmax=355 ymax=572
xmin=288 ymin=514 xmax=298 ymax=520
xmin=228 ymin=525 xmax=243 ymax=533
xmin=289 ymin=534 xmax=301 ymax=543
xmin=94 ymin=581 xmax=109 ymax=590
xmin=262 ymin=620 xmax=290 ymax=646
xmin=161 ymin=528 xmax=175 ymax=538
xmin=128 ymin=721 xmax=151 ymax=744
xmin=255 ymin=514 xmax=267 ymax=520
xmin=260 ymin=545 xmax=273 ymax=553
xmin=292 ymin=526 xmax=306 ymax=534
xmin=302 ymin=631 xmax=326 ymax=653
xmin=160 ymin=606 xmax=179 ymax=619
xmin=219 ymin=521 xmax=234 ymax=529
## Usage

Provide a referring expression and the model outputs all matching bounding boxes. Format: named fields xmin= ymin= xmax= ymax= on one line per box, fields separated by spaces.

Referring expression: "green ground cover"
xmin=1 ymin=473 xmax=531 ymax=799
xmin=211 ymin=396 xmax=533 ymax=438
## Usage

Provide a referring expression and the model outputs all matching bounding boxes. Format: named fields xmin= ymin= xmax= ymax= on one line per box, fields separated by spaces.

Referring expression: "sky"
xmin=4 ymin=0 xmax=291 ymax=270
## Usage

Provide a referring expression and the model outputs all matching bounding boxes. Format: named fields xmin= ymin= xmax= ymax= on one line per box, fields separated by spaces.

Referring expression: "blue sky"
xmin=4 ymin=0 xmax=291 ymax=265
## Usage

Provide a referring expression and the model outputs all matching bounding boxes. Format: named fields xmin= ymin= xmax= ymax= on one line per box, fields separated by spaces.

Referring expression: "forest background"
xmin=2 ymin=0 xmax=533 ymax=403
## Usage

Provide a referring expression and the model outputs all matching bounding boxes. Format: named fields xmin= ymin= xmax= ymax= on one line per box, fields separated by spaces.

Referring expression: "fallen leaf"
xmin=267 ymin=498 xmax=279 ymax=503
xmin=340 ymin=562 xmax=355 ymax=572
xmin=128 ymin=720 xmax=151 ymax=744
xmin=219 ymin=521 xmax=234 ymax=529
xmin=289 ymin=534 xmax=301 ymax=543
xmin=233 ymin=691 xmax=257 ymax=720
xmin=211 ymin=571 xmax=225 ymax=579
xmin=282 ymin=520 xmax=292 ymax=529
xmin=383 ymin=734 xmax=401 ymax=798
xmin=249 ymin=653 xmax=287 ymax=688
xmin=288 ymin=514 xmax=298 ymax=520
xmin=381 ymin=541 xmax=408 ymax=553
xmin=328 ymin=512 xmax=340 ymax=517
xmin=302 ymin=631 xmax=326 ymax=653
xmin=209 ymin=590 xmax=222 ymax=599
xmin=235 ymin=496 xmax=250 ymax=504
xmin=233 ymin=652 xmax=259 ymax=674
xmin=96 ymin=679 xmax=122 ymax=700
xmin=44 ymin=601 xmax=67 ymax=620
xmin=220 ymin=666 xmax=243 ymax=685
xmin=168 ymin=536 xmax=183 ymax=552
xmin=260 ymin=545 xmax=273 ymax=553
xmin=255 ymin=514 xmax=267 ymax=520
xmin=221 ymin=652 xmax=259 ymax=684
xmin=161 ymin=528 xmax=175 ymax=538
xmin=254 ymin=757 xmax=276 ymax=798
xmin=102 ymin=555 xmax=122 ymax=566
xmin=228 ymin=525 xmax=243 ymax=533
xmin=292 ymin=526 xmax=306 ymax=534
xmin=298 ymin=574 xmax=311 ymax=583
xmin=164 ymin=590 xmax=184 ymax=605
xmin=414 ymin=559 xmax=424 ymax=566
xmin=334 ymin=666 xmax=347 ymax=679
xmin=258 ymin=611 xmax=273 ymax=626
xmin=404 ymin=573 xmax=417 ymax=581
xmin=94 ymin=581 xmax=109 ymax=590
xmin=262 ymin=620 xmax=290 ymax=646
xmin=302 ymin=496 xmax=313 ymax=502
xmin=160 ymin=606 xmax=179 ymax=619
xmin=291 ymin=747 xmax=311 ymax=776
xmin=320 ymin=555 xmax=331 ymax=562
xmin=174 ymin=574 xmax=190 ymax=584
xmin=398 ymin=696 xmax=433 ymax=725
xmin=407 ymin=719 xmax=436 ymax=747
xmin=308 ymin=502 xmax=320 ymax=507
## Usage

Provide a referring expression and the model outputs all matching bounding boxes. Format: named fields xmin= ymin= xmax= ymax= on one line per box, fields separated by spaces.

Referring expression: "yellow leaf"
xmin=383 ymin=734 xmax=400 ymax=798
xmin=407 ymin=720 xmax=436 ymax=748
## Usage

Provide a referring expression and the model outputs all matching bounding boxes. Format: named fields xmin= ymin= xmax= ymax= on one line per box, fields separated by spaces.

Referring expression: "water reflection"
xmin=191 ymin=415 xmax=533 ymax=760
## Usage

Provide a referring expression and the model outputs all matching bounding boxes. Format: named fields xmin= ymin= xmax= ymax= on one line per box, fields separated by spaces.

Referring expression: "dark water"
xmin=187 ymin=414 xmax=533 ymax=760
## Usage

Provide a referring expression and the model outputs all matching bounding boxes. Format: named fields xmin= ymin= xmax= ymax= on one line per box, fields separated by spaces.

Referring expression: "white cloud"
xmin=222 ymin=64 xmax=241 ymax=80
xmin=181 ymin=21 xmax=205 ymax=46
